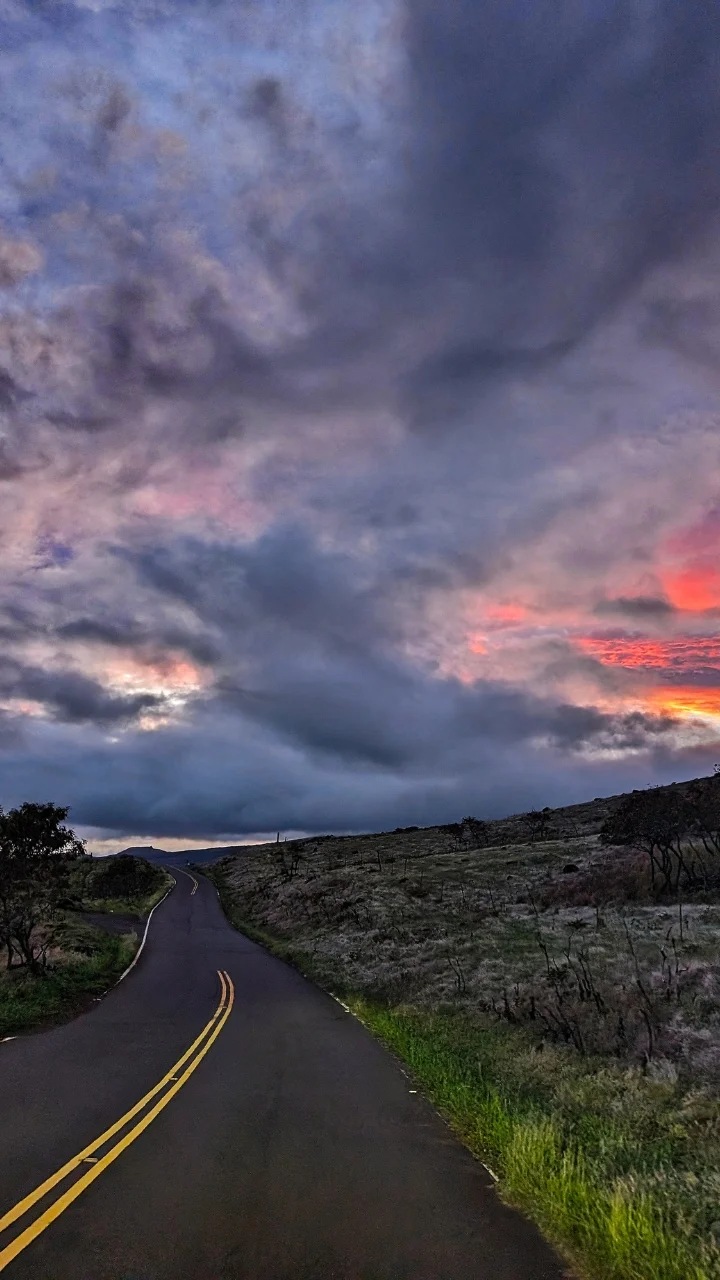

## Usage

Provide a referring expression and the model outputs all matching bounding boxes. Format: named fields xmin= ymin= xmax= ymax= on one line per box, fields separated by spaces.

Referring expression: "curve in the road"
xmin=0 ymin=868 xmax=567 ymax=1280
xmin=115 ymin=877 xmax=177 ymax=986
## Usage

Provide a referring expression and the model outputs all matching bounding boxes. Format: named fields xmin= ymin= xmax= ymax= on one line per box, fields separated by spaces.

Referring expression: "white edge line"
xmin=238 ymin=927 xmax=501 ymax=1182
xmin=328 ymin=992 xmax=499 ymax=1181
xmin=330 ymin=993 xmax=352 ymax=1014
xmin=114 ymin=875 xmax=176 ymax=987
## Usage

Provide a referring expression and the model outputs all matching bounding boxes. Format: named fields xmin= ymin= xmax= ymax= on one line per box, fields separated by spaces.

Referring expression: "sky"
xmin=2 ymin=1 xmax=720 ymax=852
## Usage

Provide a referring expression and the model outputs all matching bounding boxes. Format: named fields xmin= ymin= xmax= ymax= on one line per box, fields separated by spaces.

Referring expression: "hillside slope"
xmin=208 ymin=772 xmax=720 ymax=1280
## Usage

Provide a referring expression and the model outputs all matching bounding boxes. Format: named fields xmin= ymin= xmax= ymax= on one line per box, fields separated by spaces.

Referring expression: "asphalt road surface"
xmin=0 ymin=869 xmax=567 ymax=1280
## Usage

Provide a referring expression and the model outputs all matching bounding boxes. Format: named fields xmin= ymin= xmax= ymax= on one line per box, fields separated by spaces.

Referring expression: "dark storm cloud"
xmin=0 ymin=695 xmax=696 ymax=842
xmin=594 ymin=596 xmax=677 ymax=619
xmin=658 ymin=669 xmax=720 ymax=688
xmin=398 ymin=4 xmax=720 ymax=424
xmin=117 ymin=526 xmax=396 ymax=656
xmin=109 ymin=526 xmax=679 ymax=774
xmin=216 ymin=664 xmax=679 ymax=770
xmin=56 ymin=617 xmax=219 ymax=667
xmin=0 ymin=659 xmax=163 ymax=725
xmin=405 ymin=1 xmax=720 ymax=334
xmin=45 ymin=411 xmax=117 ymax=434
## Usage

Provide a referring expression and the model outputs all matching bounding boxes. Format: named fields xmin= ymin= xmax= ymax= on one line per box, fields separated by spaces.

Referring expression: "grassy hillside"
xmin=207 ymin=775 xmax=720 ymax=1280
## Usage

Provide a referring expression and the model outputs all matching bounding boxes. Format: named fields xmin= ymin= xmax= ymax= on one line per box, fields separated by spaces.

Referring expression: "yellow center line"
xmin=174 ymin=866 xmax=198 ymax=896
xmin=0 ymin=971 xmax=234 ymax=1273
xmin=0 ymin=970 xmax=228 ymax=1242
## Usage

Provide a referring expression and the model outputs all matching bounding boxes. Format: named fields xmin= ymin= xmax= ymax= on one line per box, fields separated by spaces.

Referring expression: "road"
xmin=0 ymin=869 xmax=567 ymax=1279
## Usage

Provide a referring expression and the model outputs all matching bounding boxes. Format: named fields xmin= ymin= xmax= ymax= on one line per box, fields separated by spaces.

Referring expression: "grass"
xmin=0 ymin=857 xmax=173 ymax=1040
xmin=352 ymin=1005 xmax=720 ymax=1280
xmin=79 ymin=875 xmax=173 ymax=917
xmin=0 ymin=918 xmax=138 ymax=1040
xmin=204 ymin=852 xmax=720 ymax=1280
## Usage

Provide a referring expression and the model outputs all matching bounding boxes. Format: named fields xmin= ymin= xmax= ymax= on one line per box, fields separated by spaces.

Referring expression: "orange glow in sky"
xmin=645 ymin=686 xmax=720 ymax=720
xmin=659 ymin=506 xmax=720 ymax=611
xmin=484 ymin=602 xmax=528 ymax=625
xmin=663 ymin=563 xmax=720 ymax=612
xmin=577 ymin=633 xmax=720 ymax=724
xmin=579 ymin=635 xmax=720 ymax=670
xmin=103 ymin=655 xmax=207 ymax=697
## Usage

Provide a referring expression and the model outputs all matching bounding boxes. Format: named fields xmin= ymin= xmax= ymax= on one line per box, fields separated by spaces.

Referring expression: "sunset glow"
xmin=645 ymin=686 xmax=720 ymax=721
xmin=663 ymin=567 xmax=720 ymax=612
xmin=103 ymin=657 xmax=207 ymax=699
xmin=578 ymin=635 xmax=720 ymax=671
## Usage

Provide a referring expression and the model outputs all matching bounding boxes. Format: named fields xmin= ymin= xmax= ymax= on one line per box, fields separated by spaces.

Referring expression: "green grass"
xmin=205 ymin=864 xmax=720 ymax=1280
xmin=351 ymin=1005 xmax=720 ymax=1280
xmin=0 ymin=923 xmax=137 ymax=1040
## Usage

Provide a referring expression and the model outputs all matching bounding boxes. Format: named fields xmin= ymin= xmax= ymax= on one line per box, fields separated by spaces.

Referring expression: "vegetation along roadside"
xmin=0 ymin=803 xmax=172 ymax=1039
xmin=202 ymin=772 xmax=720 ymax=1280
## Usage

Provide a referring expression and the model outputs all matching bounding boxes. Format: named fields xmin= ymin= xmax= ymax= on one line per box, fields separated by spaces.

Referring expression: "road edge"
xmin=113 ymin=875 xmax=175 ymax=987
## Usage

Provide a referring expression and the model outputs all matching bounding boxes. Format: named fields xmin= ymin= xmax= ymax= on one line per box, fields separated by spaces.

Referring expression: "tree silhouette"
xmin=0 ymin=803 xmax=84 ymax=972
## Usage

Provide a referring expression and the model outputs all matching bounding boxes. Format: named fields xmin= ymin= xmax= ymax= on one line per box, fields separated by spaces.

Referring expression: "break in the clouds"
xmin=2 ymin=0 xmax=720 ymax=848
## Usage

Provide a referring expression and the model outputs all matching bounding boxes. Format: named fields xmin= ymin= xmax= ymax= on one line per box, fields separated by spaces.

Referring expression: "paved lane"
xmin=0 ymin=871 xmax=567 ymax=1279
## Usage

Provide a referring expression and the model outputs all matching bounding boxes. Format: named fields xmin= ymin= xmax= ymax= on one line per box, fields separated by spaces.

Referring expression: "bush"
xmin=85 ymin=854 xmax=164 ymax=903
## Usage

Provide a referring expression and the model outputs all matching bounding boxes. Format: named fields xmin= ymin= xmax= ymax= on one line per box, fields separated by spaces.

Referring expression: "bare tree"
xmin=460 ymin=816 xmax=489 ymax=849
xmin=600 ymin=781 xmax=720 ymax=894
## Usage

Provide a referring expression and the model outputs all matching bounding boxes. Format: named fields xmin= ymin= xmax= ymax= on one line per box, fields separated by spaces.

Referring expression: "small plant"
xmin=447 ymin=954 xmax=467 ymax=994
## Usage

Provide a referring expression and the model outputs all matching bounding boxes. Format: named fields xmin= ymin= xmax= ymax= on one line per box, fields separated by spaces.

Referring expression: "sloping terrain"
xmin=209 ymin=774 xmax=720 ymax=1280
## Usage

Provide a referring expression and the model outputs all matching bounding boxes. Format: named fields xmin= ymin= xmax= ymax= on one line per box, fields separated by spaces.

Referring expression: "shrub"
xmin=85 ymin=854 xmax=163 ymax=902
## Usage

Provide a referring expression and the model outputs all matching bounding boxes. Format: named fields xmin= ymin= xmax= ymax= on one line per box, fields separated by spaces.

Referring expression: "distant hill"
xmin=113 ymin=845 xmax=167 ymax=859
xmin=97 ymin=772 xmax=715 ymax=867
xmin=99 ymin=844 xmax=249 ymax=866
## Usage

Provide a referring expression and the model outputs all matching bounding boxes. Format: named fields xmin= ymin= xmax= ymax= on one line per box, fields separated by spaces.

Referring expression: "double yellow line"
xmin=0 ymin=969 xmax=234 ymax=1272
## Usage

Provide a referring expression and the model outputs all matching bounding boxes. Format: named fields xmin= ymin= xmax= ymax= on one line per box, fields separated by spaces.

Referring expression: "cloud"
xmin=405 ymin=2 xmax=720 ymax=343
xmin=105 ymin=524 xmax=686 ymax=774
xmin=0 ymin=658 xmax=163 ymax=724
xmin=0 ymin=226 xmax=43 ymax=287
xmin=0 ymin=694 xmax=708 ymax=845
xmin=3 ymin=1 xmax=720 ymax=461
xmin=0 ymin=1 xmax=719 ymax=840
xmin=594 ymin=596 xmax=677 ymax=618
